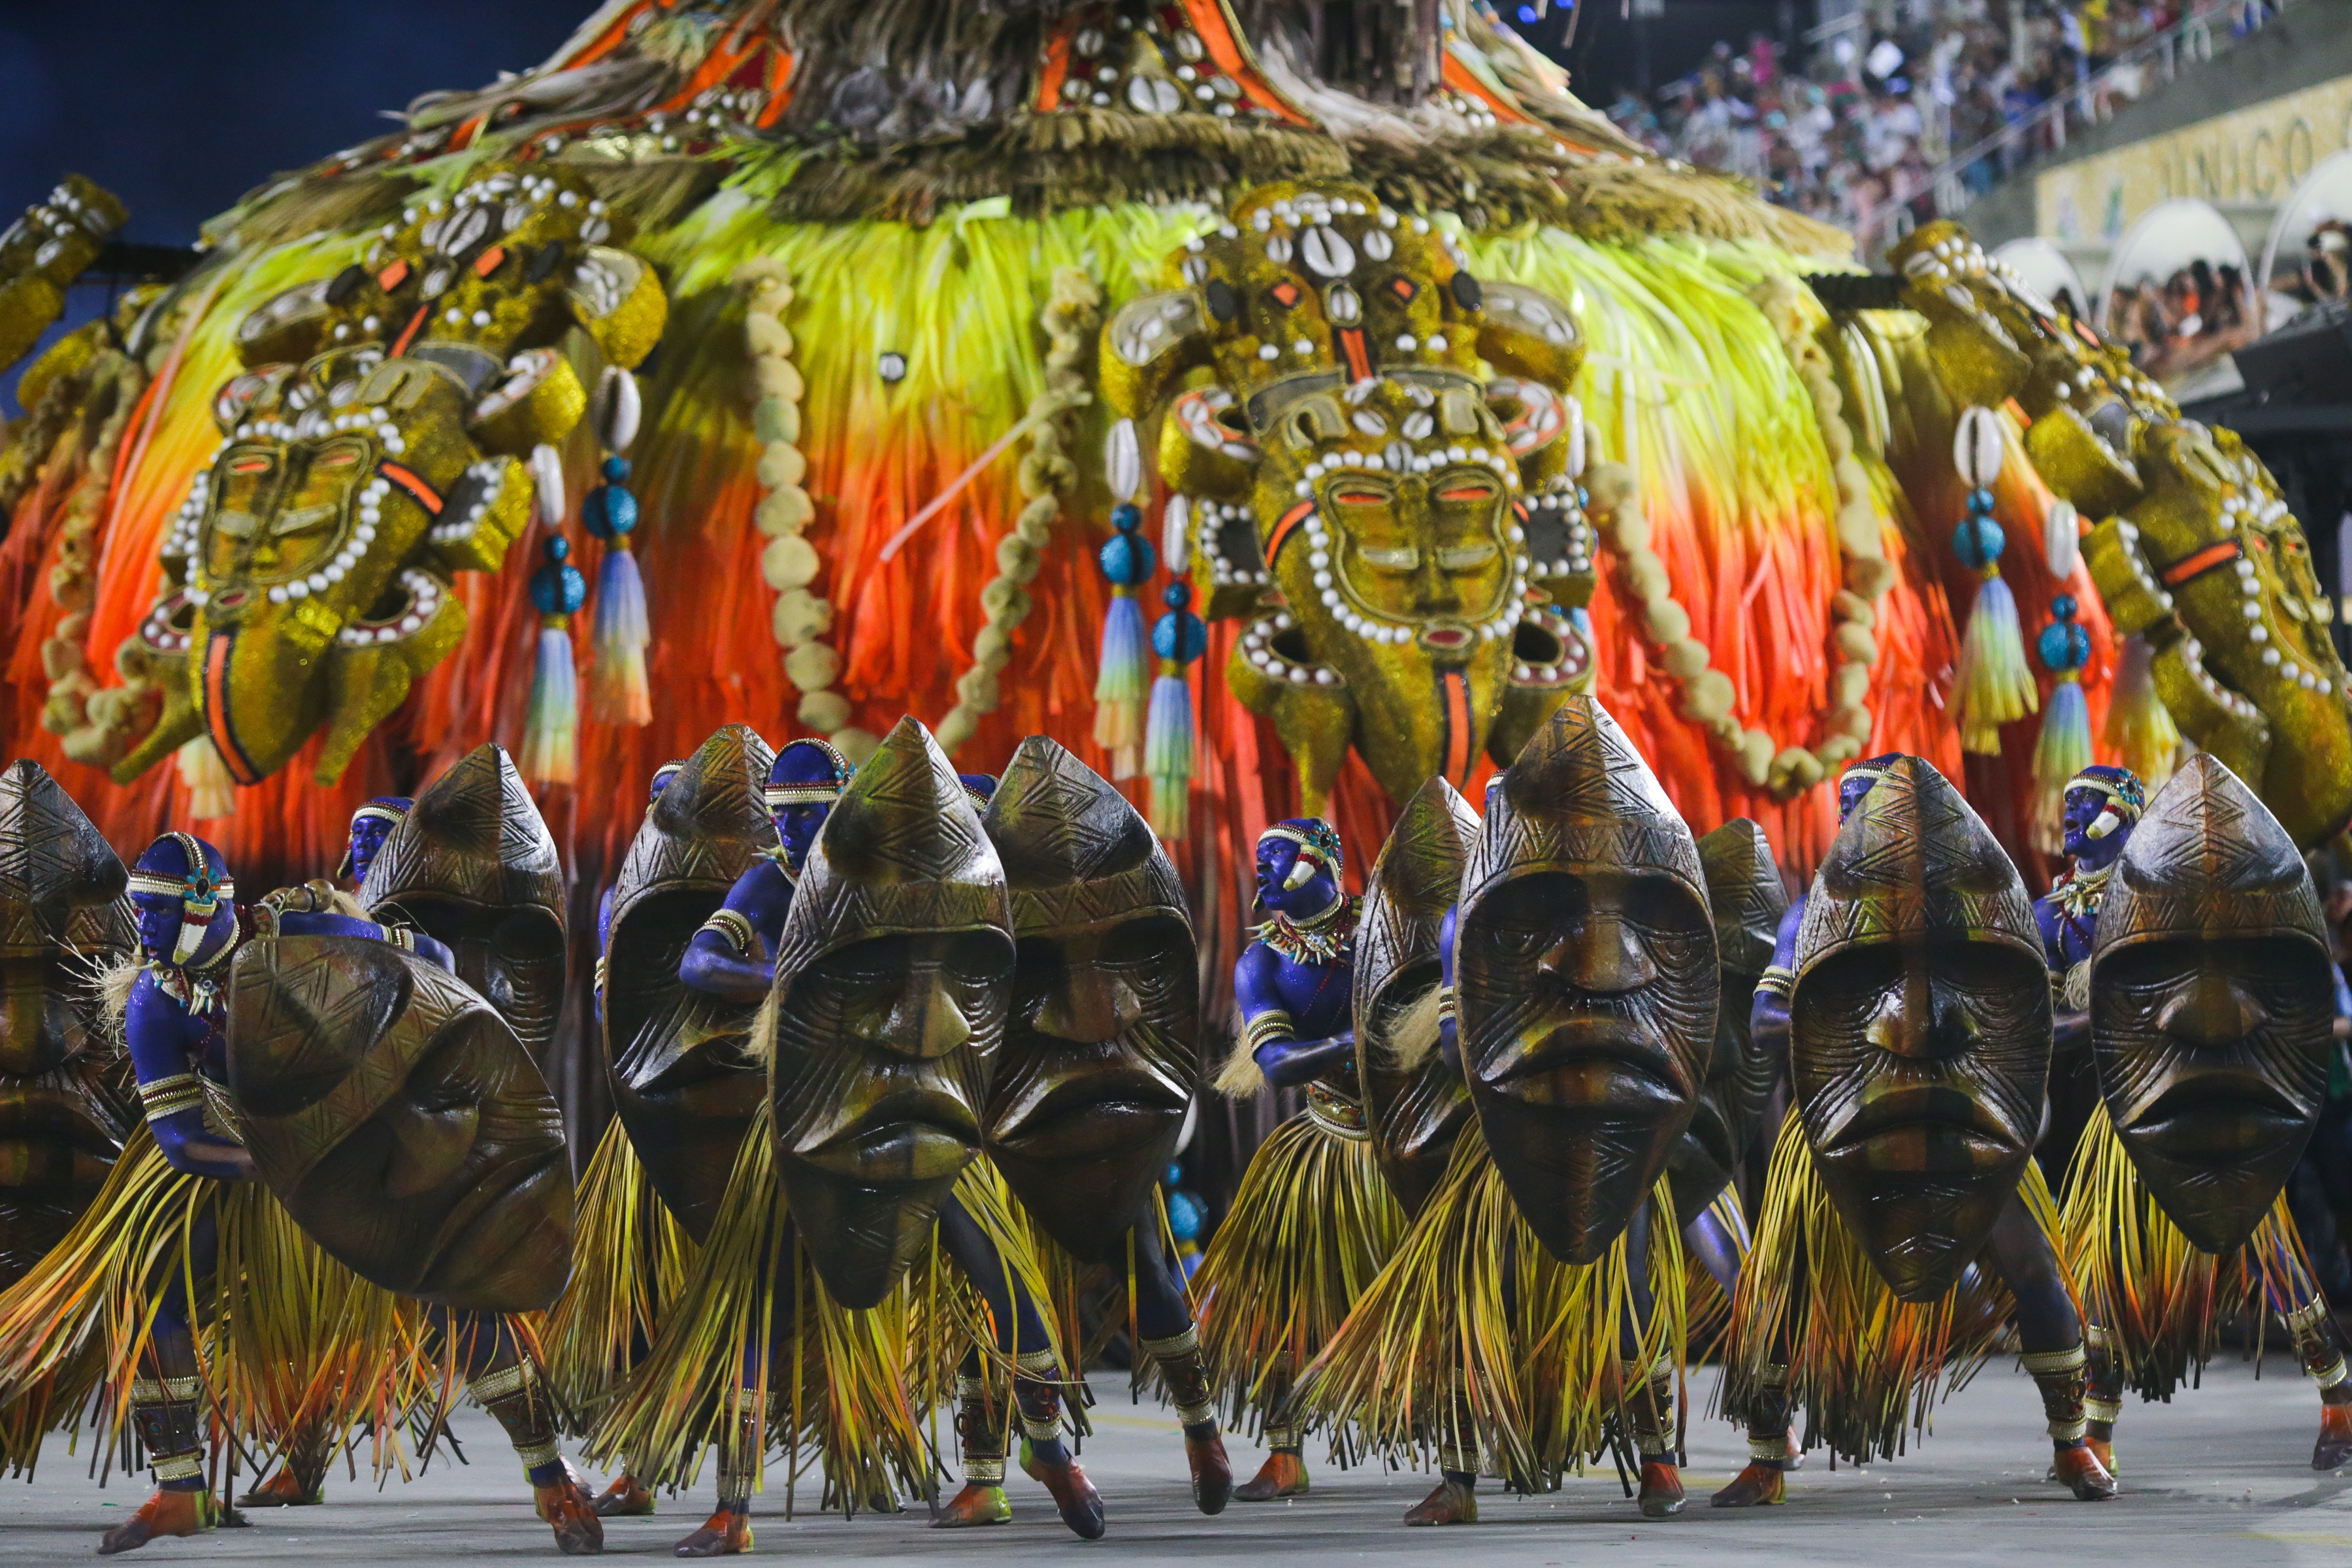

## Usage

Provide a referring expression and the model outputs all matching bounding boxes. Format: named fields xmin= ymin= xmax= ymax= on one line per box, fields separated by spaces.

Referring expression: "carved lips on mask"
xmin=604 ymin=724 xmax=777 ymax=1243
xmin=361 ymin=743 xmax=566 ymax=1068
xmin=981 ymin=736 xmax=1195 ymax=1262
xmin=765 ymin=717 xmax=1012 ymax=1309
xmin=1456 ymin=696 xmax=1716 ymax=1264
xmin=229 ymin=934 xmax=574 ymax=1312
xmin=1673 ymin=817 xmax=1789 ymax=1223
xmin=0 ymin=761 xmax=135 ymax=1287
xmin=1354 ymin=776 xmax=1479 ymax=1218
xmin=2090 ymin=753 xmax=2333 ymax=1254
xmin=1792 ymin=756 xmax=2050 ymax=1303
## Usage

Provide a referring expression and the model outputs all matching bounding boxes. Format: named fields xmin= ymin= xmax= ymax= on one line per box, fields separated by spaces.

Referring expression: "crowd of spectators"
xmin=1603 ymin=0 xmax=2272 ymax=242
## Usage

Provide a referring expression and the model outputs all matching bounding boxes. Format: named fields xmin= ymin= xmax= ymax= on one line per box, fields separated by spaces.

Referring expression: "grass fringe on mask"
xmin=1292 ymin=1122 xmax=1683 ymax=1488
xmin=1720 ymin=1111 xmax=2059 ymax=1464
xmin=542 ymin=1119 xmax=699 ymax=1435
xmin=2061 ymin=1102 xmax=2315 ymax=1402
xmin=0 ymin=1130 xmax=427 ymax=1484
xmin=1190 ymin=1108 xmax=1404 ymax=1454
xmin=584 ymin=1098 xmax=932 ymax=1513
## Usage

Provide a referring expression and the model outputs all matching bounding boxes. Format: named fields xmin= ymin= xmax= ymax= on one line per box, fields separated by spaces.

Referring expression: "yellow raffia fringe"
xmin=0 ymin=1130 xmax=427 ymax=1483
xmin=1722 ymin=1111 xmax=2060 ymax=1463
xmin=585 ymin=1097 xmax=931 ymax=1512
xmin=904 ymin=1157 xmax=1085 ymax=1450
xmin=1192 ymin=1111 xmax=1405 ymax=1451
xmin=1295 ymin=1121 xmax=1683 ymax=1487
xmin=2061 ymin=1102 xmax=2314 ymax=1401
xmin=543 ymin=1118 xmax=699 ymax=1435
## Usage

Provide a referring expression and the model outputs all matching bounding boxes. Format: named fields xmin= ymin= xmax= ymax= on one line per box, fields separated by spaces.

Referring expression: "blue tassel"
xmin=1093 ymin=590 xmax=1148 ymax=779
xmin=1952 ymin=572 xmax=2037 ymax=754
xmin=2031 ymin=676 xmax=2093 ymax=854
xmin=589 ymin=540 xmax=651 ymax=726
xmin=1144 ymin=666 xmax=1194 ymax=839
xmin=523 ymin=623 xmax=580 ymax=787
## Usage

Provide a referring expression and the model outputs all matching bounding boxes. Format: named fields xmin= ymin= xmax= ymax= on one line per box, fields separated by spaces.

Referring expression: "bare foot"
xmin=98 ymin=1490 xmax=213 ymax=1555
xmin=672 ymin=1507 xmax=752 ymax=1557
xmin=533 ymin=1476 xmax=606 ymax=1554
xmin=591 ymin=1472 xmax=655 ymax=1517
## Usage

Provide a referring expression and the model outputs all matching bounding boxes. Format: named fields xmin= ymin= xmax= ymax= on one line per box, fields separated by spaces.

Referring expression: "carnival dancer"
xmin=2036 ymin=766 xmax=2146 ymax=1186
xmin=0 ymin=832 xmax=600 ymax=1554
xmin=1674 ymin=821 xmax=1789 ymax=1338
xmin=2057 ymin=755 xmax=2352 ymax=1473
xmin=1301 ymin=698 xmax=1710 ymax=1526
xmin=595 ymin=720 xmax=1088 ymax=1556
xmin=975 ymin=737 xmax=1232 ymax=1521
xmin=1716 ymin=756 xmax=2117 ymax=1508
xmin=1196 ymin=815 xmax=1401 ymax=1503
xmin=548 ymin=751 xmax=711 ymax=1524
xmin=233 ymin=794 xmax=439 ymax=1512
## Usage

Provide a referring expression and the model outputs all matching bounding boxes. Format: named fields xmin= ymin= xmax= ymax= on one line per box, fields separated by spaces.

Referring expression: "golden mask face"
xmin=108 ymin=160 xmax=666 ymax=792
xmin=1103 ymin=180 xmax=1590 ymax=813
xmin=230 ymin=935 xmax=574 ymax=1313
xmin=1791 ymin=757 xmax=2048 ymax=1302
xmin=983 ymin=738 xmax=1196 ymax=1262
xmin=2090 ymin=755 xmax=2334 ymax=1254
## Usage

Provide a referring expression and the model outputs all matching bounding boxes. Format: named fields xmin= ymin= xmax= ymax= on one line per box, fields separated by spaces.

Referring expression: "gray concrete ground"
xmin=3 ymin=1358 xmax=2349 ymax=1563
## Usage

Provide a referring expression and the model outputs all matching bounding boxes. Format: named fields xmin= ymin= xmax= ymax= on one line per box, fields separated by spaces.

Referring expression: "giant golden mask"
xmin=361 ymin=744 xmax=566 ymax=1068
xmin=1889 ymin=222 xmax=2352 ymax=850
xmin=111 ymin=160 xmax=666 ymax=789
xmin=2089 ymin=754 xmax=2332 ymax=1254
xmin=604 ymin=725 xmax=777 ymax=1243
xmin=0 ymin=761 xmax=133 ymax=1288
xmin=1104 ymin=181 xmax=1593 ymax=812
xmin=1673 ymin=817 xmax=1789 ymax=1223
xmin=1791 ymin=756 xmax=2048 ymax=1301
xmin=229 ymin=934 xmax=574 ymax=1313
xmin=1354 ymin=775 xmax=1478 ymax=1218
xmin=1456 ymin=697 xmax=1716 ymax=1264
xmin=981 ymin=736 xmax=1196 ymax=1262
xmin=765 ymin=717 xmax=1011 ymax=1309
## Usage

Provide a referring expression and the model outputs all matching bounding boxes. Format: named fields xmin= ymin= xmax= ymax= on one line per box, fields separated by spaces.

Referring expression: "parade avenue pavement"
xmin=4 ymin=1358 xmax=2349 ymax=1563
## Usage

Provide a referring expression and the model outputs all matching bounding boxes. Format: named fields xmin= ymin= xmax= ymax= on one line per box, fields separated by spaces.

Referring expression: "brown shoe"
xmin=1710 ymin=1463 xmax=1786 ymax=1507
xmin=1637 ymin=1460 xmax=1686 ymax=1517
xmin=1021 ymin=1447 xmax=1106 ymax=1540
xmin=930 ymin=1482 xmax=1011 ymax=1527
xmin=99 ymin=1490 xmax=213 ymax=1554
xmin=672 ymin=1508 xmax=753 ymax=1556
xmin=2087 ymin=1433 xmax=2117 ymax=1476
xmin=591 ymin=1473 xmax=655 ymax=1517
xmin=236 ymin=1467 xmax=323 ymax=1508
xmin=1186 ymin=1423 xmax=1233 ymax=1514
xmin=2054 ymin=1443 xmax=2118 ymax=1501
xmin=1233 ymin=1449 xmax=1309 ymax=1502
xmin=534 ymin=1477 xmax=606 ymax=1554
xmin=1403 ymin=1477 xmax=1477 ymax=1525
xmin=2317 ymin=1397 xmax=2352 ymax=1471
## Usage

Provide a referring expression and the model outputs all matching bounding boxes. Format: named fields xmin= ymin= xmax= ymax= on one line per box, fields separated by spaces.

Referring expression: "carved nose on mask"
xmin=1863 ymin=967 xmax=1979 ymax=1059
xmin=1539 ymin=915 xmax=1656 ymax=994
xmin=1035 ymin=971 xmax=1142 ymax=1045
xmin=2156 ymin=970 xmax=2268 ymax=1046
xmin=864 ymin=973 xmax=973 ymax=1059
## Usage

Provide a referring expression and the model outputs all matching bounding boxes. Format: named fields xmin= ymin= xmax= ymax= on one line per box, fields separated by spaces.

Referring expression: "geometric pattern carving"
xmin=0 ymin=759 xmax=133 ymax=958
xmin=985 ymin=735 xmax=1187 ymax=939
xmin=1697 ymin=816 xmax=1788 ymax=981
xmin=2093 ymin=752 xmax=2325 ymax=955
